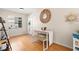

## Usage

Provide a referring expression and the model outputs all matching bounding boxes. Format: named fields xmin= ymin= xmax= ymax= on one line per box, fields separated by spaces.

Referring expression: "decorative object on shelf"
xmin=40 ymin=9 xmax=51 ymax=23
xmin=66 ymin=13 xmax=77 ymax=22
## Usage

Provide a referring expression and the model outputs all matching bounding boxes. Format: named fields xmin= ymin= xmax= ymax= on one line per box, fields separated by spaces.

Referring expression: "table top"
xmin=35 ymin=30 xmax=52 ymax=32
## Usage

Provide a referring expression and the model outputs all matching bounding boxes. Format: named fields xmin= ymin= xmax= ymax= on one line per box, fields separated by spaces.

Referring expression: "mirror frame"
xmin=40 ymin=9 xmax=51 ymax=23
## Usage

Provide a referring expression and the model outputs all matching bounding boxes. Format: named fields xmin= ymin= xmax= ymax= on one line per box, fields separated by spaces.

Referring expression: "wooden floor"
xmin=9 ymin=35 xmax=72 ymax=51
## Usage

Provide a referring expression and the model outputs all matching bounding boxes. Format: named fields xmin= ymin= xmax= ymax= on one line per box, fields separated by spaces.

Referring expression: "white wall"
xmin=53 ymin=8 xmax=79 ymax=48
xmin=0 ymin=9 xmax=28 ymax=37
xmin=28 ymin=8 xmax=79 ymax=48
xmin=28 ymin=9 xmax=54 ymax=33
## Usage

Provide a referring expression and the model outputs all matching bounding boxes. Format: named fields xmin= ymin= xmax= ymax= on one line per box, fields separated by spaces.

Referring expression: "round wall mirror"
xmin=40 ymin=9 xmax=51 ymax=23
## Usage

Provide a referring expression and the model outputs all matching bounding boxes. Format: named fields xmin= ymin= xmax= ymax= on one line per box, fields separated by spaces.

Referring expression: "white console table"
xmin=33 ymin=30 xmax=53 ymax=51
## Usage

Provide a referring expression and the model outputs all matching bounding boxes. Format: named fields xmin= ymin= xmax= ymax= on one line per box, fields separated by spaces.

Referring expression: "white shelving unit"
xmin=73 ymin=33 xmax=79 ymax=51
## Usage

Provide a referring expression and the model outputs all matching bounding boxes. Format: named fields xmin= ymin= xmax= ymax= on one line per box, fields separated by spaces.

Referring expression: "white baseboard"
xmin=54 ymin=41 xmax=73 ymax=49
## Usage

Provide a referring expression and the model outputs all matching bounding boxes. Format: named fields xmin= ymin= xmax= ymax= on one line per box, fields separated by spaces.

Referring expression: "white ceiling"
xmin=2 ymin=8 xmax=38 ymax=14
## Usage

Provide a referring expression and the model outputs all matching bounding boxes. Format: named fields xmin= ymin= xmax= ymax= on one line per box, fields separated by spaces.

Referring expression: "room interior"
xmin=0 ymin=8 xmax=79 ymax=51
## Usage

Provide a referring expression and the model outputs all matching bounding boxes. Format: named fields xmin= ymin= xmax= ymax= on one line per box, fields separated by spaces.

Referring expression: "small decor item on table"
xmin=44 ymin=27 xmax=47 ymax=30
xmin=66 ymin=13 xmax=77 ymax=22
xmin=41 ymin=27 xmax=47 ymax=31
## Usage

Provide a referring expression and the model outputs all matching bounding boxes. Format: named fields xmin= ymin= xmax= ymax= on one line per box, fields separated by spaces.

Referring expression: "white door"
xmin=27 ymin=16 xmax=33 ymax=35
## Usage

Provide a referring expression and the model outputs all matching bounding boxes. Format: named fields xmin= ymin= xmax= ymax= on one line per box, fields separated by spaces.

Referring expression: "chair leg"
xmin=43 ymin=40 xmax=48 ymax=51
